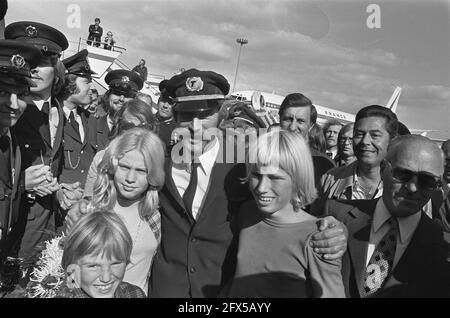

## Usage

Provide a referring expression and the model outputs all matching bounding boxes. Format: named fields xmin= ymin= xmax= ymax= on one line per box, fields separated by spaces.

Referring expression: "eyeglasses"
xmin=176 ymin=108 xmax=217 ymax=123
xmin=384 ymin=160 xmax=442 ymax=190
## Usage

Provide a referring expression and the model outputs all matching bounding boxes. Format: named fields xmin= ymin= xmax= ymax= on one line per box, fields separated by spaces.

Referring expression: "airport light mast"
xmin=232 ymin=37 xmax=248 ymax=93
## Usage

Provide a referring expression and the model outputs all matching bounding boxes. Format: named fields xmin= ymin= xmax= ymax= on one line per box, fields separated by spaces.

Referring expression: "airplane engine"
xmin=251 ymin=91 xmax=266 ymax=111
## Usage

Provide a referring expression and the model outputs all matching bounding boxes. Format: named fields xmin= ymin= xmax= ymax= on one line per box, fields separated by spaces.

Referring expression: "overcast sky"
xmin=7 ymin=0 xmax=450 ymax=140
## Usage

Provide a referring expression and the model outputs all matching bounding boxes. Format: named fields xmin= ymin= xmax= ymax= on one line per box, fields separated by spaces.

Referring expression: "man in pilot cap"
xmin=99 ymin=69 xmax=143 ymax=137
xmin=56 ymin=49 xmax=102 ymax=215
xmin=0 ymin=40 xmax=42 ymax=264
xmin=4 ymin=21 xmax=69 ymax=259
xmin=148 ymin=69 xmax=348 ymax=298
xmin=156 ymin=79 xmax=176 ymax=155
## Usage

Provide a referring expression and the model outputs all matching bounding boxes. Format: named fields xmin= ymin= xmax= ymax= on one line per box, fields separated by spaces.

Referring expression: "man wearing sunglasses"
xmin=148 ymin=69 xmax=349 ymax=298
xmin=325 ymin=134 xmax=450 ymax=297
xmin=156 ymin=79 xmax=176 ymax=155
xmin=100 ymin=69 xmax=143 ymax=136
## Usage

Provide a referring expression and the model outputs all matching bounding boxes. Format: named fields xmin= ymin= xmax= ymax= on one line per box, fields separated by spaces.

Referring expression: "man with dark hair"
xmin=278 ymin=92 xmax=335 ymax=202
xmin=323 ymin=118 xmax=344 ymax=159
xmin=325 ymin=135 xmax=450 ymax=297
xmin=58 ymin=49 xmax=100 ymax=196
xmin=148 ymin=69 xmax=348 ymax=298
xmin=87 ymin=18 xmax=102 ymax=47
xmin=0 ymin=39 xmax=42 ymax=262
xmin=316 ymin=105 xmax=398 ymax=213
xmin=99 ymin=69 xmax=143 ymax=138
xmin=5 ymin=21 xmax=69 ymax=258
xmin=132 ymin=59 xmax=148 ymax=83
xmin=155 ymin=79 xmax=176 ymax=155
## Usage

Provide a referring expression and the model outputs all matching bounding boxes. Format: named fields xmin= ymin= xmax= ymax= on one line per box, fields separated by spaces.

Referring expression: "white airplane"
xmin=230 ymin=87 xmax=402 ymax=128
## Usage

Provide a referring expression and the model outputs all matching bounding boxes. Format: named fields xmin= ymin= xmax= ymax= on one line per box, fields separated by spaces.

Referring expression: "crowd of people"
xmin=0 ymin=12 xmax=449 ymax=299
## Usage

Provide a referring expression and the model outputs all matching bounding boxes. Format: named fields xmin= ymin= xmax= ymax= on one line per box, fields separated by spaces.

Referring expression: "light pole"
xmin=232 ymin=37 xmax=248 ymax=93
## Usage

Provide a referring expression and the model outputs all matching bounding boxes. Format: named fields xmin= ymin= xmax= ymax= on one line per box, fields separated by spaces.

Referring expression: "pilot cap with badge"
xmin=62 ymin=49 xmax=96 ymax=78
xmin=105 ymin=69 xmax=143 ymax=96
xmin=4 ymin=21 xmax=68 ymax=55
xmin=165 ymin=68 xmax=230 ymax=113
xmin=227 ymin=101 xmax=266 ymax=129
xmin=0 ymin=39 xmax=42 ymax=93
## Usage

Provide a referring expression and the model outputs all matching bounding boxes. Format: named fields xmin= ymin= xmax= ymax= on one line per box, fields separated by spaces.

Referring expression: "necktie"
xmin=69 ymin=111 xmax=81 ymax=140
xmin=182 ymin=161 xmax=200 ymax=216
xmin=0 ymin=134 xmax=11 ymax=185
xmin=362 ymin=217 xmax=399 ymax=297
xmin=41 ymin=102 xmax=51 ymax=143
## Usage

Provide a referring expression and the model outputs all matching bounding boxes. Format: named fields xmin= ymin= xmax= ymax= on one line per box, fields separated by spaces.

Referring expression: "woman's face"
xmin=114 ymin=150 xmax=149 ymax=203
xmin=72 ymin=253 xmax=127 ymax=298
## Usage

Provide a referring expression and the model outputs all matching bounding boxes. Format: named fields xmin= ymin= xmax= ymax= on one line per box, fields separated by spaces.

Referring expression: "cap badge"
xmin=186 ymin=77 xmax=204 ymax=92
xmin=25 ymin=25 xmax=38 ymax=37
xmin=42 ymin=45 xmax=48 ymax=52
xmin=121 ymin=76 xmax=130 ymax=83
xmin=11 ymin=54 xmax=26 ymax=69
xmin=233 ymin=109 xmax=242 ymax=117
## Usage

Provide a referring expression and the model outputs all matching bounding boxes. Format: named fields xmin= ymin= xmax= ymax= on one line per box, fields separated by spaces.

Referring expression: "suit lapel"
xmin=346 ymin=205 xmax=373 ymax=296
xmin=80 ymin=108 xmax=89 ymax=147
xmin=391 ymin=213 xmax=428 ymax=284
xmin=11 ymin=134 xmax=21 ymax=199
xmin=24 ymin=102 xmax=51 ymax=145
xmin=164 ymin=159 xmax=192 ymax=221
xmin=51 ymin=100 xmax=64 ymax=157
xmin=64 ymin=116 xmax=82 ymax=143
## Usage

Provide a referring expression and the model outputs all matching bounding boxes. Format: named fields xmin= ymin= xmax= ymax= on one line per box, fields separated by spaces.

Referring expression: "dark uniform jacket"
xmin=149 ymin=146 xmax=251 ymax=298
xmin=87 ymin=24 xmax=103 ymax=45
xmin=11 ymin=99 xmax=64 ymax=258
xmin=325 ymin=199 xmax=450 ymax=298
xmin=0 ymin=132 xmax=23 ymax=261
xmin=59 ymin=107 xmax=106 ymax=187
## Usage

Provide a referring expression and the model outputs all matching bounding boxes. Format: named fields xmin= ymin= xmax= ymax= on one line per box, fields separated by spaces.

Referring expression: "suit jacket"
xmin=0 ymin=132 xmax=23 ymax=260
xmin=59 ymin=107 xmax=102 ymax=187
xmin=87 ymin=24 xmax=103 ymax=42
xmin=149 ymin=148 xmax=251 ymax=298
xmin=430 ymin=184 xmax=450 ymax=243
xmin=325 ymin=199 xmax=450 ymax=298
xmin=11 ymin=99 xmax=64 ymax=258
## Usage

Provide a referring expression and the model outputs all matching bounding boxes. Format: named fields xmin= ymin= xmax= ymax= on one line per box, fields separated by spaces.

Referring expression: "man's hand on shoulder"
xmin=310 ymin=216 xmax=348 ymax=260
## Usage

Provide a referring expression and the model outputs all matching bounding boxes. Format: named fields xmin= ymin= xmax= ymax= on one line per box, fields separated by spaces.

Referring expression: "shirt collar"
xmin=373 ymin=198 xmax=421 ymax=244
xmin=34 ymin=98 xmax=52 ymax=112
xmin=197 ymin=137 xmax=219 ymax=175
xmin=63 ymin=106 xmax=78 ymax=119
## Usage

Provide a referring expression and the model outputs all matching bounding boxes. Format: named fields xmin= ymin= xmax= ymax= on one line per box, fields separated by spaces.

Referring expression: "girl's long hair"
xmin=92 ymin=127 xmax=165 ymax=219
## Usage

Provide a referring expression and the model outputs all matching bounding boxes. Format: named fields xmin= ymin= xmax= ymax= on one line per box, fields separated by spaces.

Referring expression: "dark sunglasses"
xmin=176 ymin=108 xmax=217 ymax=123
xmin=111 ymin=89 xmax=135 ymax=99
xmin=385 ymin=160 xmax=441 ymax=190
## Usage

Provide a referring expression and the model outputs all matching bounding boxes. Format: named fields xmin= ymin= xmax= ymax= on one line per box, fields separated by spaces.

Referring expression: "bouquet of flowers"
xmin=1 ymin=235 xmax=75 ymax=298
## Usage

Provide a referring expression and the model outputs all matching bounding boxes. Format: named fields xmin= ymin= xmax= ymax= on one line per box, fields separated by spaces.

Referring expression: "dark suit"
xmin=11 ymin=100 xmax=64 ymax=259
xmin=60 ymin=107 xmax=103 ymax=187
xmin=325 ymin=199 xmax=450 ymax=297
xmin=89 ymin=115 xmax=111 ymax=151
xmin=87 ymin=24 xmax=103 ymax=47
xmin=149 ymin=148 xmax=250 ymax=298
xmin=0 ymin=132 xmax=23 ymax=261
xmin=431 ymin=184 xmax=450 ymax=243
